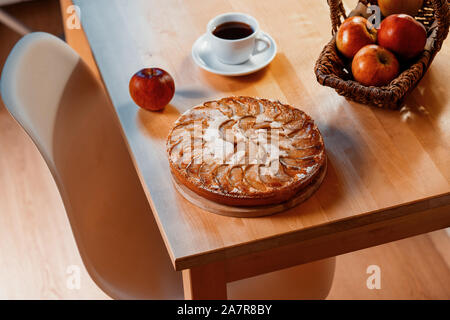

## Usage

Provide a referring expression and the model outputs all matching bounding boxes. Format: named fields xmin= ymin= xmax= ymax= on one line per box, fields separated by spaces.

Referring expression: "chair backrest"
xmin=0 ymin=32 xmax=183 ymax=299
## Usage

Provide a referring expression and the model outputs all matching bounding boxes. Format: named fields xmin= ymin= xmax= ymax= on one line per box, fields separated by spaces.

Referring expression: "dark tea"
xmin=212 ymin=21 xmax=254 ymax=40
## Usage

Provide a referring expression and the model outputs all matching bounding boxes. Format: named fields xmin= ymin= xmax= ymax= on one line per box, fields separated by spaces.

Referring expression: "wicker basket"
xmin=314 ymin=0 xmax=450 ymax=109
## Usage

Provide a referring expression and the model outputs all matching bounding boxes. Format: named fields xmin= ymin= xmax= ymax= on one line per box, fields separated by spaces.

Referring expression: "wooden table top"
xmin=74 ymin=0 xmax=450 ymax=270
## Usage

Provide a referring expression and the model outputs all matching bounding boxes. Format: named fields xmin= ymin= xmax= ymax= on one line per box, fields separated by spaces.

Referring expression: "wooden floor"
xmin=0 ymin=0 xmax=448 ymax=299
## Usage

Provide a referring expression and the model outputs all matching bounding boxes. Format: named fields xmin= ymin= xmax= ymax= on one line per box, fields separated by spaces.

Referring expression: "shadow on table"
xmin=175 ymin=87 xmax=211 ymax=100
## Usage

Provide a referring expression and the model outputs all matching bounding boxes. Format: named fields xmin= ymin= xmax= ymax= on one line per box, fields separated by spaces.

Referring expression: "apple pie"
xmin=167 ymin=96 xmax=326 ymax=206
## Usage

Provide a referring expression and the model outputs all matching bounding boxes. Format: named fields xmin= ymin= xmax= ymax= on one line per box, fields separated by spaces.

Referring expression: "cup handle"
xmin=252 ymin=32 xmax=271 ymax=56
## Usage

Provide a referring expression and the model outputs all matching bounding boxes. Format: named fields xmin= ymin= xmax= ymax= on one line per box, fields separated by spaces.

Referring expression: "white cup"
xmin=207 ymin=12 xmax=271 ymax=65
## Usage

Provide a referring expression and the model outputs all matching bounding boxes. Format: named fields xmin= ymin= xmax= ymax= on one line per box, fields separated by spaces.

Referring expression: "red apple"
xmin=129 ymin=68 xmax=175 ymax=111
xmin=378 ymin=14 xmax=426 ymax=60
xmin=378 ymin=0 xmax=424 ymax=17
xmin=352 ymin=44 xmax=400 ymax=87
xmin=336 ymin=16 xmax=377 ymax=59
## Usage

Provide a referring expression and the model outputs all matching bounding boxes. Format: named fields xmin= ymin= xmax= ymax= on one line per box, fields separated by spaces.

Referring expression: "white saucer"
xmin=191 ymin=32 xmax=277 ymax=76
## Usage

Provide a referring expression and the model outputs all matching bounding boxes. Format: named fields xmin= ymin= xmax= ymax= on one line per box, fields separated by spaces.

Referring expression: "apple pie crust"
xmin=167 ymin=96 xmax=326 ymax=207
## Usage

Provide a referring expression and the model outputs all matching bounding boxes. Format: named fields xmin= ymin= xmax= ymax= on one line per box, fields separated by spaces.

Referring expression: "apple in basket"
xmin=129 ymin=68 xmax=175 ymax=111
xmin=378 ymin=14 xmax=427 ymax=60
xmin=378 ymin=0 xmax=424 ymax=17
xmin=352 ymin=44 xmax=400 ymax=87
xmin=336 ymin=16 xmax=377 ymax=59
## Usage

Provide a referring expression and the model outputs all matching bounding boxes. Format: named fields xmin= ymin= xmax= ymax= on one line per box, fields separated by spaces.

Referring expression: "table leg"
xmin=182 ymin=261 xmax=227 ymax=300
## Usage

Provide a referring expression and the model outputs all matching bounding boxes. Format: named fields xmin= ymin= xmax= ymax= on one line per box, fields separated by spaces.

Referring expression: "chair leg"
xmin=0 ymin=8 xmax=32 ymax=35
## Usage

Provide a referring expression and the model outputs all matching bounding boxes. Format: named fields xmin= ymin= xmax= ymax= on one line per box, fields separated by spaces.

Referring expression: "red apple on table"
xmin=352 ymin=44 xmax=400 ymax=87
xmin=129 ymin=68 xmax=175 ymax=111
xmin=378 ymin=0 xmax=424 ymax=17
xmin=336 ymin=16 xmax=377 ymax=59
xmin=378 ymin=14 xmax=427 ymax=60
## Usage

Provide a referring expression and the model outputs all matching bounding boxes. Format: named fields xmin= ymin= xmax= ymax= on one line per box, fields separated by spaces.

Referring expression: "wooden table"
xmin=73 ymin=0 xmax=450 ymax=299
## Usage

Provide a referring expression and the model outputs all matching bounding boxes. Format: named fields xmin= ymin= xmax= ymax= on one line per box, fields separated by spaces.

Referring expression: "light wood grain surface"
xmin=72 ymin=0 xmax=450 ymax=270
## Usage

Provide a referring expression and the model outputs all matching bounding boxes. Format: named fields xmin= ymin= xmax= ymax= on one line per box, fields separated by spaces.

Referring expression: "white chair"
xmin=0 ymin=32 xmax=336 ymax=300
